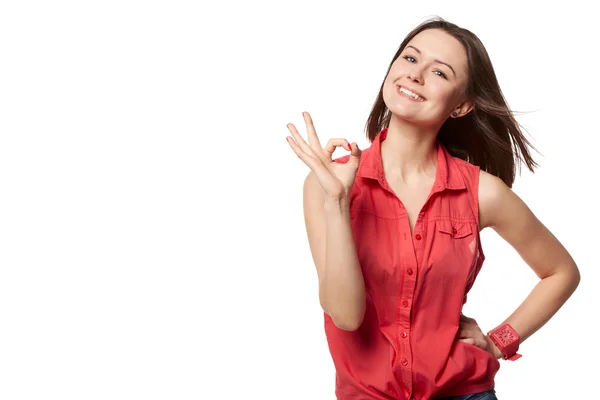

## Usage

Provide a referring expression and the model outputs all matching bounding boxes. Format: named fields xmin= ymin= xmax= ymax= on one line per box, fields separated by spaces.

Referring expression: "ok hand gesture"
xmin=286 ymin=112 xmax=362 ymax=200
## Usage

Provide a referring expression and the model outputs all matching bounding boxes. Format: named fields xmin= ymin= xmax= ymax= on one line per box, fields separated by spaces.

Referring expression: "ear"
xmin=451 ymin=99 xmax=475 ymax=118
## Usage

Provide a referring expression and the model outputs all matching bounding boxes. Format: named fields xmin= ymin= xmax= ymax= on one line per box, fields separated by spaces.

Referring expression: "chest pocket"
xmin=429 ymin=218 xmax=477 ymax=278
xmin=436 ymin=219 xmax=473 ymax=239
xmin=434 ymin=218 xmax=481 ymax=303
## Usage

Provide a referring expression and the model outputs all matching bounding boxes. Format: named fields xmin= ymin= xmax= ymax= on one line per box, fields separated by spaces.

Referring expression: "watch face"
xmin=493 ymin=325 xmax=517 ymax=346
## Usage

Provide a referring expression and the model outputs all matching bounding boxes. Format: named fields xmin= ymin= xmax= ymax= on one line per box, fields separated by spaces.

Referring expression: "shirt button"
xmin=402 ymin=331 xmax=407 ymax=338
xmin=407 ymin=268 xmax=413 ymax=275
xmin=415 ymin=234 xmax=422 ymax=240
xmin=452 ymin=227 xmax=458 ymax=234
xmin=401 ymin=358 xmax=408 ymax=366
xmin=402 ymin=300 xmax=409 ymax=307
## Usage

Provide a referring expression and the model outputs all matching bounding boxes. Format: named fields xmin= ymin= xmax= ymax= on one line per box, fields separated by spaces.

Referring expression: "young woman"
xmin=285 ymin=18 xmax=580 ymax=400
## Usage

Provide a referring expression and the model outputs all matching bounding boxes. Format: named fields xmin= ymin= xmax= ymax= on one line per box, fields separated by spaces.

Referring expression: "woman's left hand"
xmin=456 ymin=314 xmax=504 ymax=360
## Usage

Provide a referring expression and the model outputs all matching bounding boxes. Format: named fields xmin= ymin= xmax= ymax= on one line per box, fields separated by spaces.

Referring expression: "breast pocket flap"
xmin=437 ymin=220 xmax=473 ymax=239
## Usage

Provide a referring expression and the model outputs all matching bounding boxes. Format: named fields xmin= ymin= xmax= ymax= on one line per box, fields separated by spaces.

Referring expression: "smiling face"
xmin=382 ymin=28 xmax=472 ymax=127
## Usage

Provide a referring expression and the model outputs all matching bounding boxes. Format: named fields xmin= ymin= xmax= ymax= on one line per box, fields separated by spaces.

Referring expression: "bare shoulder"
xmin=478 ymin=168 xmax=554 ymax=256
xmin=478 ymin=169 xmax=516 ymax=230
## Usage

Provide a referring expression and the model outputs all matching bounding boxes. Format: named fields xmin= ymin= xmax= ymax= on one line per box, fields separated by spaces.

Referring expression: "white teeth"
xmin=399 ymin=86 xmax=424 ymax=101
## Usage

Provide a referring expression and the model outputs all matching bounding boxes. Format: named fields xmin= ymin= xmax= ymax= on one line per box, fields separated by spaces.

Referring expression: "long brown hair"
xmin=365 ymin=17 xmax=539 ymax=188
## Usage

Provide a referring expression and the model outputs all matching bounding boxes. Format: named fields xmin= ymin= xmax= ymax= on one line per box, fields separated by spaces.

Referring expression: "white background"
xmin=0 ymin=1 xmax=597 ymax=399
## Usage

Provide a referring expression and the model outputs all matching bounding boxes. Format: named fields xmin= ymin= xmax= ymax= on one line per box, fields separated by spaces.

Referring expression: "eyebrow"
xmin=405 ymin=45 xmax=456 ymax=77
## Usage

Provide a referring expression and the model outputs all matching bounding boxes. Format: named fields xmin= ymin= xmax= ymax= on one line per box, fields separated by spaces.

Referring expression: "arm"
xmin=479 ymin=170 xmax=580 ymax=352
xmin=303 ymin=171 xmax=366 ymax=331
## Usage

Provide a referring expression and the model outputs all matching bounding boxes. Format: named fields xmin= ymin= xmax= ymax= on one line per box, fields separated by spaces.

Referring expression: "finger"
xmin=460 ymin=313 xmax=472 ymax=321
xmin=323 ymin=138 xmax=352 ymax=158
xmin=287 ymin=136 xmax=342 ymax=192
xmin=460 ymin=324 xmax=483 ymax=339
xmin=457 ymin=328 xmax=475 ymax=339
xmin=476 ymin=338 xmax=488 ymax=349
xmin=460 ymin=338 xmax=487 ymax=350
xmin=286 ymin=136 xmax=322 ymax=172
xmin=303 ymin=112 xmax=323 ymax=150
xmin=287 ymin=123 xmax=318 ymax=159
xmin=459 ymin=320 xmax=476 ymax=328
xmin=349 ymin=142 xmax=362 ymax=161
xmin=461 ymin=328 xmax=487 ymax=346
xmin=460 ymin=315 xmax=478 ymax=325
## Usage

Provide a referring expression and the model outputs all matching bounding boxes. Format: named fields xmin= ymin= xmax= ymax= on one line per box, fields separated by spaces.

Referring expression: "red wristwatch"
xmin=487 ymin=323 xmax=522 ymax=361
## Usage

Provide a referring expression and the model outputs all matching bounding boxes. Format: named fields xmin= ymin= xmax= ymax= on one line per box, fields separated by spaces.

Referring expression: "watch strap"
xmin=487 ymin=323 xmax=522 ymax=361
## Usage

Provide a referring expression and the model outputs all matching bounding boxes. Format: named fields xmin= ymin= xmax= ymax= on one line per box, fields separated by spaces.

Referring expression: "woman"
xmin=285 ymin=18 xmax=580 ymax=400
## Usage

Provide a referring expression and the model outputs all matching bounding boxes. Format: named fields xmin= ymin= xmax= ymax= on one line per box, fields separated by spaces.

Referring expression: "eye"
xmin=403 ymin=55 xmax=416 ymax=63
xmin=434 ymin=70 xmax=448 ymax=79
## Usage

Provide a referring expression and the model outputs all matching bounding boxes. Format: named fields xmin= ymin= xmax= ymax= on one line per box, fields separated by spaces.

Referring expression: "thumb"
xmin=349 ymin=142 xmax=362 ymax=160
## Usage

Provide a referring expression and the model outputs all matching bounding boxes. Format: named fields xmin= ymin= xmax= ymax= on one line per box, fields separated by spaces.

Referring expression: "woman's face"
xmin=382 ymin=29 xmax=471 ymax=127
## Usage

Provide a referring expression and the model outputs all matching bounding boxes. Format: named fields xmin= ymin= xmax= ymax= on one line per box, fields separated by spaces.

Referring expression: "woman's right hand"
xmin=286 ymin=112 xmax=362 ymax=200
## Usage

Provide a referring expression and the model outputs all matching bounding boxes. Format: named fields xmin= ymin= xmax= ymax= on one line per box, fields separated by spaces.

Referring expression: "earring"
xmin=451 ymin=111 xmax=458 ymax=117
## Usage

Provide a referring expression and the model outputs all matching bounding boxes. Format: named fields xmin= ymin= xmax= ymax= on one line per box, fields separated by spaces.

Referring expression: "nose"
xmin=407 ymin=66 xmax=424 ymax=84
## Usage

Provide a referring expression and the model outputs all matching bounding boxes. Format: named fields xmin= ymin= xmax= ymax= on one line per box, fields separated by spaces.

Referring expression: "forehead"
xmin=405 ymin=29 xmax=468 ymax=75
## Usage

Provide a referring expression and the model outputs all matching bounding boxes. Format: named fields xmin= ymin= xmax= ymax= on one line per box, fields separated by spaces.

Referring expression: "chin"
xmin=387 ymin=105 xmax=420 ymax=122
xmin=388 ymin=108 xmax=442 ymax=128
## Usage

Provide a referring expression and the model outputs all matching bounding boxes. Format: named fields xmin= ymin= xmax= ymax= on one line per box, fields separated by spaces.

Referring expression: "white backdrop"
xmin=0 ymin=1 xmax=597 ymax=399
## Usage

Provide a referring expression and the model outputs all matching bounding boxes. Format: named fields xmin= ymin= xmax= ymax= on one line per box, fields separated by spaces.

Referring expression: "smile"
xmin=397 ymin=86 xmax=426 ymax=102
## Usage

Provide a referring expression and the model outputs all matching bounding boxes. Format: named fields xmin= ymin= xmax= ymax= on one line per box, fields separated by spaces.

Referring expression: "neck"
xmin=380 ymin=114 xmax=440 ymax=181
